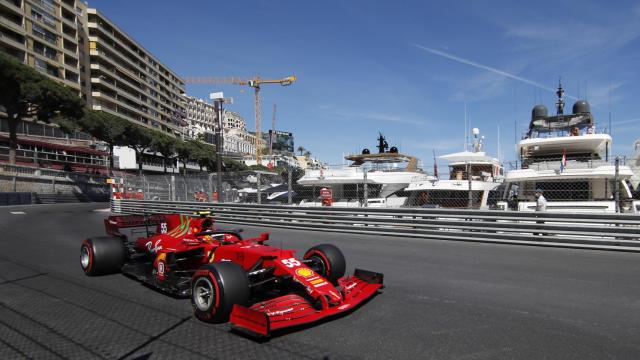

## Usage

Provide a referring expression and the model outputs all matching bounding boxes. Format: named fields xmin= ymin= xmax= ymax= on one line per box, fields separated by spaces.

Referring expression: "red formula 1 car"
xmin=80 ymin=213 xmax=383 ymax=336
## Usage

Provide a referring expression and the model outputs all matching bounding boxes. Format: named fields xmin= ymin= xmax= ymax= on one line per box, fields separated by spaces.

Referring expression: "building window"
xmin=32 ymin=23 xmax=57 ymax=45
xmin=38 ymin=0 xmax=56 ymax=12
xmin=31 ymin=6 xmax=56 ymax=28
xmin=34 ymin=58 xmax=47 ymax=71
xmin=33 ymin=41 xmax=57 ymax=60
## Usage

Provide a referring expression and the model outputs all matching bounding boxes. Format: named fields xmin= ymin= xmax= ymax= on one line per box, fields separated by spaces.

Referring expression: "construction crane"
xmin=183 ymin=75 xmax=296 ymax=164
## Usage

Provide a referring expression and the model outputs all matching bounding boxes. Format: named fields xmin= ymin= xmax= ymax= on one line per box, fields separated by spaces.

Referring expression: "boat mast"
xmin=464 ymin=103 xmax=468 ymax=151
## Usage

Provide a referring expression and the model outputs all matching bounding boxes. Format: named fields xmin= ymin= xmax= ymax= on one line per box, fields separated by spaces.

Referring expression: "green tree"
xmin=189 ymin=140 xmax=215 ymax=171
xmin=74 ymin=110 xmax=128 ymax=174
xmin=0 ymin=52 xmax=84 ymax=164
xmin=303 ymin=150 xmax=311 ymax=158
xmin=175 ymin=139 xmax=198 ymax=175
xmin=125 ymin=123 xmax=154 ymax=172
xmin=222 ymin=157 xmax=248 ymax=172
xmin=150 ymin=132 xmax=177 ymax=173
xmin=297 ymin=146 xmax=306 ymax=156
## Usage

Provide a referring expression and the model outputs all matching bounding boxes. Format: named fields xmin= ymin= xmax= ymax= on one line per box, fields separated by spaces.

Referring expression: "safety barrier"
xmin=111 ymin=199 xmax=640 ymax=252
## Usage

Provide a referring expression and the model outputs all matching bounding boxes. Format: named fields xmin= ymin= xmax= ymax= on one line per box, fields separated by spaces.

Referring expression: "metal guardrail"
xmin=111 ymin=199 xmax=640 ymax=252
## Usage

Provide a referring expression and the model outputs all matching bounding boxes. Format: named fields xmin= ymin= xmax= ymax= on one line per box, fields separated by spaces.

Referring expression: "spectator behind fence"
xmin=535 ymin=188 xmax=547 ymax=236
xmin=535 ymin=189 xmax=547 ymax=211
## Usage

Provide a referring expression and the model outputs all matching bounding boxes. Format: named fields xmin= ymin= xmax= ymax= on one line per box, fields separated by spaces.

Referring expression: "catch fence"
xmin=111 ymin=156 xmax=640 ymax=213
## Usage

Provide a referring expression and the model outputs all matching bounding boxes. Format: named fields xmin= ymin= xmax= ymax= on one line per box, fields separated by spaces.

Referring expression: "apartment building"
xmin=0 ymin=1 xmax=187 ymax=137
xmin=0 ymin=0 xmax=84 ymax=93
xmin=83 ymin=8 xmax=186 ymax=136
xmin=223 ymin=110 xmax=246 ymax=130
xmin=183 ymin=95 xmax=217 ymax=139
xmin=223 ymin=110 xmax=264 ymax=156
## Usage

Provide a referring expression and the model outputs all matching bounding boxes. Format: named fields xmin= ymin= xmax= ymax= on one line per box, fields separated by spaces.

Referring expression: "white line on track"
xmin=10 ymin=211 xmax=26 ymax=215
xmin=93 ymin=208 xmax=111 ymax=212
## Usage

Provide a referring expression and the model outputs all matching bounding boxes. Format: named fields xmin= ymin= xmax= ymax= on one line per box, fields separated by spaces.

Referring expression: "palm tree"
xmin=297 ymin=146 xmax=306 ymax=156
xmin=303 ymin=150 xmax=311 ymax=158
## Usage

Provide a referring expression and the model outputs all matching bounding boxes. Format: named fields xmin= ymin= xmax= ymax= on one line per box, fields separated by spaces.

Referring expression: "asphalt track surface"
xmin=0 ymin=203 xmax=639 ymax=359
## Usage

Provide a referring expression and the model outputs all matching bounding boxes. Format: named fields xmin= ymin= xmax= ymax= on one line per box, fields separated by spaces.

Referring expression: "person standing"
xmin=535 ymin=189 xmax=547 ymax=235
xmin=535 ymin=189 xmax=547 ymax=211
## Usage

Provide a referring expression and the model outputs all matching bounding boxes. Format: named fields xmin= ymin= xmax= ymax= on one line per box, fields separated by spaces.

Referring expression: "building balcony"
xmin=88 ymin=22 xmax=185 ymax=97
xmin=93 ymin=93 xmax=183 ymax=135
xmin=0 ymin=13 xmax=24 ymax=34
xmin=0 ymin=30 xmax=26 ymax=50
xmin=0 ymin=0 xmax=23 ymax=15
xmin=59 ymin=0 xmax=75 ymax=13
xmin=91 ymin=90 xmax=153 ymax=123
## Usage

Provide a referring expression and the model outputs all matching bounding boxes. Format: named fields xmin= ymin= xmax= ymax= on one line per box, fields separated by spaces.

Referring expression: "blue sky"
xmin=90 ymin=0 xmax=640 ymax=166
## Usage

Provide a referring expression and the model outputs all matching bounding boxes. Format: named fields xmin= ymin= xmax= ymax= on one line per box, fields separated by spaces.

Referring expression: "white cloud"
xmin=413 ymin=44 xmax=560 ymax=94
xmin=412 ymin=44 xmax=582 ymax=103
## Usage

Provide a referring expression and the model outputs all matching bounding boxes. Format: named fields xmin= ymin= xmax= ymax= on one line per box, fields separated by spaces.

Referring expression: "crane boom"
xmin=183 ymin=75 xmax=296 ymax=164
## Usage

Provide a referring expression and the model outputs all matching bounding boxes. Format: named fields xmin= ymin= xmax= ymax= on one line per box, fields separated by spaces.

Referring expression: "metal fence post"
xmin=12 ymin=176 xmax=16 ymax=192
xmin=287 ymin=169 xmax=293 ymax=205
xmin=257 ymin=172 xmax=262 ymax=204
xmin=363 ymin=168 xmax=368 ymax=207
xmin=467 ymin=162 xmax=472 ymax=208
xmin=614 ymin=156 xmax=620 ymax=213
xmin=208 ymin=173 xmax=214 ymax=202
xmin=52 ymin=178 xmax=56 ymax=193
xmin=183 ymin=177 xmax=188 ymax=201
xmin=170 ymin=175 xmax=176 ymax=201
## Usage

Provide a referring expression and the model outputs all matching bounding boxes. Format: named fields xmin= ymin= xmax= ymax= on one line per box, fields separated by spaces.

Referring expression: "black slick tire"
xmin=80 ymin=236 xmax=126 ymax=276
xmin=304 ymin=243 xmax=346 ymax=284
xmin=191 ymin=262 xmax=250 ymax=323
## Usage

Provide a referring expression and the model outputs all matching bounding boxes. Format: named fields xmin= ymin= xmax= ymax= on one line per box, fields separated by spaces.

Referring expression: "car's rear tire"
xmin=191 ymin=262 xmax=250 ymax=323
xmin=80 ymin=236 xmax=126 ymax=276
xmin=304 ymin=244 xmax=346 ymax=284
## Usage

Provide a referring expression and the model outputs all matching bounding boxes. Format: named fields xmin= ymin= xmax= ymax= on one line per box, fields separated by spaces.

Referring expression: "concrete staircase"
xmin=36 ymin=193 xmax=89 ymax=204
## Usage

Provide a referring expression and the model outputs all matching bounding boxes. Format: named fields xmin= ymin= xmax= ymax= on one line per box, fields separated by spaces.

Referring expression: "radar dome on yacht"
xmin=389 ymin=146 xmax=399 ymax=153
xmin=531 ymin=104 xmax=548 ymax=119
xmin=362 ymin=148 xmax=370 ymax=155
xmin=572 ymin=100 xmax=591 ymax=114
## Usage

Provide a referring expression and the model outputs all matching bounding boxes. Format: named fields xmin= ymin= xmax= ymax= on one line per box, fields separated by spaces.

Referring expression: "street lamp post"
xmin=210 ymin=92 xmax=233 ymax=203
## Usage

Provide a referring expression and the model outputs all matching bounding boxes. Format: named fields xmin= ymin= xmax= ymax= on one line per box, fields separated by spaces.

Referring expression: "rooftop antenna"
xmin=464 ymin=103 xmax=468 ymax=151
xmin=376 ymin=132 xmax=388 ymax=154
xmin=555 ymin=77 xmax=565 ymax=115
xmin=608 ymin=81 xmax=612 ymax=135
xmin=585 ymin=80 xmax=589 ymax=101
xmin=472 ymin=127 xmax=482 ymax=152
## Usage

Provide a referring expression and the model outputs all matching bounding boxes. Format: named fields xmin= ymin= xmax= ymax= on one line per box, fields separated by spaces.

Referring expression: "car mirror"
xmin=259 ymin=233 xmax=269 ymax=241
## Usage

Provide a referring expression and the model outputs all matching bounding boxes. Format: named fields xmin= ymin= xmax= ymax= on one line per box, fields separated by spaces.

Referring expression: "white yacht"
xmin=498 ymin=82 xmax=639 ymax=213
xmin=297 ymin=133 xmax=431 ymax=207
xmin=404 ymin=128 xmax=504 ymax=209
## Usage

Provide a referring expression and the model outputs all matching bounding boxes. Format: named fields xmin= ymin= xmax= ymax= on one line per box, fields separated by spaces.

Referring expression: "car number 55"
xmin=281 ymin=258 xmax=301 ymax=268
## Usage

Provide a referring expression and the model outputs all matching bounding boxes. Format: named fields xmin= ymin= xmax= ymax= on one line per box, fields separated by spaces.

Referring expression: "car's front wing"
xmin=229 ymin=269 xmax=383 ymax=337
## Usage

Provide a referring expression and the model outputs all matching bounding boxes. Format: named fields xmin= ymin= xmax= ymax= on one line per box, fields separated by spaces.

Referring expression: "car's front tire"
xmin=191 ymin=262 xmax=250 ymax=323
xmin=304 ymin=244 xmax=346 ymax=284
xmin=80 ymin=236 xmax=126 ymax=276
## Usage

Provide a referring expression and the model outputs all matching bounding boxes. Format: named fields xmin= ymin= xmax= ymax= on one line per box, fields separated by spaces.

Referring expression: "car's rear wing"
xmin=104 ymin=214 xmax=167 ymax=237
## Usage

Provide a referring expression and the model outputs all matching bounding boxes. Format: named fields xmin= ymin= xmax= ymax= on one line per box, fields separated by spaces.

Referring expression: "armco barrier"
xmin=111 ymin=199 xmax=640 ymax=252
